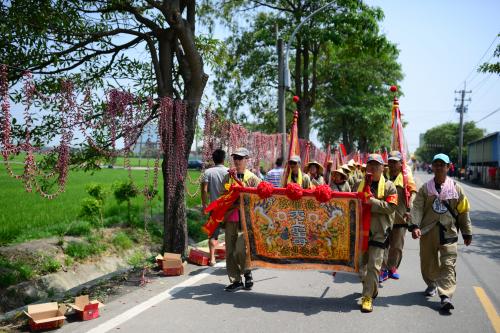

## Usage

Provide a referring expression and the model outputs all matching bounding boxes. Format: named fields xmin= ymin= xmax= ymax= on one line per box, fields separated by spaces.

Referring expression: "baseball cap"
xmin=367 ymin=153 xmax=384 ymax=165
xmin=231 ymin=147 xmax=250 ymax=157
xmin=432 ymin=153 xmax=450 ymax=164
xmin=388 ymin=150 xmax=402 ymax=161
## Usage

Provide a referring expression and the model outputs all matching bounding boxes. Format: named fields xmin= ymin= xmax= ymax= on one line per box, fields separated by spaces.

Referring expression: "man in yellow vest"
xmin=356 ymin=154 xmax=398 ymax=313
xmin=222 ymin=147 xmax=261 ymax=292
xmin=380 ymin=150 xmax=417 ymax=281
xmin=408 ymin=153 xmax=472 ymax=313
xmin=282 ymin=155 xmax=311 ymax=189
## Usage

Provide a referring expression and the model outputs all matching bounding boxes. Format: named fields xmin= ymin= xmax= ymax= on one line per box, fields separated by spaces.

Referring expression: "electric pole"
xmin=454 ymin=82 xmax=471 ymax=170
xmin=277 ymin=37 xmax=286 ymax=159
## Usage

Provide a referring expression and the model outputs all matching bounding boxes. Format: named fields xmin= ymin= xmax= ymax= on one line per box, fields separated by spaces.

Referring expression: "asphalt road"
xmin=57 ymin=171 xmax=500 ymax=333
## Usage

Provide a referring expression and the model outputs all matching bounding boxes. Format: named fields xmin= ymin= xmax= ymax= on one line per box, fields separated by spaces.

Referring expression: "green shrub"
xmin=0 ymin=257 xmax=34 ymax=287
xmin=40 ymin=257 xmax=62 ymax=274
xmin=112 ymin=232 xmax=133 ymax=250
xmin=66 ymin=221 xmax=93 ymax=236
xmin=113 ymin=180 xmax=139 ymax=223
xmin=127 ymin=250 xmax=148 ymax=269
xmin=65 ymin=241 xmax=105 ymax=260
xmin=187 ymin=209 xmax=205 ymax=243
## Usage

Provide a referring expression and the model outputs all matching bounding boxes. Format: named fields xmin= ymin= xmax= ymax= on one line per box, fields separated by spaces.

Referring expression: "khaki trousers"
xmin=419 ymin=225 xmax=458 ymax=298
xmin=383 ymin=226 xmax=407 ymax=269
xmin=225 ymin=221 xmax=249 ymax=283
xmin=361 ymin=246 xmax=385 ymax=298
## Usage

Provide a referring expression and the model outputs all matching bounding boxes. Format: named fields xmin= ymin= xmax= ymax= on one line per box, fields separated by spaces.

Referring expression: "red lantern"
xmin=390 ymin=85 xmax=397 ymax=92
xmin=285 ymin=183 xmax=303 ymax=200
xmin=257 ymin=181 xmax=274 ymax=199
xmin=293 ymin=95 xmax=300 ymax=103
xmin=314 ymin=184 xmax=332 ymax=203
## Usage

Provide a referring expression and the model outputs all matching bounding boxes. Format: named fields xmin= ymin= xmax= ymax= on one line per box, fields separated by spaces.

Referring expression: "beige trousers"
xmin=419 ymin=225 xmax=458 ymax=298
xmin=225 ymin=221 xmax=249 ymax=283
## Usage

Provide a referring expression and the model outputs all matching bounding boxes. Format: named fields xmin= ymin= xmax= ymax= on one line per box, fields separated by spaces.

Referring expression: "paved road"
xmin=58 ymin=171 xmax=500 ymax=333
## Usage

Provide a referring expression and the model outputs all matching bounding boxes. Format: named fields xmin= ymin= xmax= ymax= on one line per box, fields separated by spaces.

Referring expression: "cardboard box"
xmin=188 ymin=248 xmax=210 ymax=266
xmin=68 ymin=295 xmax=104 ymax=321
xmin=24 ymin=302 xmax=66 ymax=331
xmin=163 ymin=262 xmax=187 ymax=276
xmin=157 ymin=252 xmax=184 ymax=276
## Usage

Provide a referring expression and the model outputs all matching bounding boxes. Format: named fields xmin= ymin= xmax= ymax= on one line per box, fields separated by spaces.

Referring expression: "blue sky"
xmin=364 ymin=0 xmax=500 ymax=152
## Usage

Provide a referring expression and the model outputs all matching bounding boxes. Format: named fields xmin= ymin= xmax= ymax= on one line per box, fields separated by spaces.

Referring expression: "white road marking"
xmin=478 ymin=188 xmax=500 ymax=200
xmin=87 ymin=262 xmax=225 ymax=333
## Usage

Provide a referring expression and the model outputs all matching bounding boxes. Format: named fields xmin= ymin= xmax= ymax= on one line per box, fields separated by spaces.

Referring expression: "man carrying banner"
xmin=305 ymin=160 xmax=325 ymax=187
xmin=282 ymin=155 xmax=312 ymax=189
xmin=355 ymin=154 xmax=398 ymax=313
xmin=223 ymin=147 xmax=261 ymax=292
xmin=330 ymin=168 xmax=351 ymax=192
xmin=380 ymin=151 xmax=417 ymax=281
xmin=408 ymin=153 xmax=472 ymax=314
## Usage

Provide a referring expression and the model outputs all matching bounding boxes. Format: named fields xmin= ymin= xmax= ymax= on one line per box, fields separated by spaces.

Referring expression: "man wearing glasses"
xmin=222 ymin=147 xmax=261 ymax=292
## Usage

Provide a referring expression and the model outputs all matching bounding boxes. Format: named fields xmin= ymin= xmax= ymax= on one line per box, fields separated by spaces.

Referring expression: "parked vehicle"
xmin=188 ymin=160 xmax=203 ymax=170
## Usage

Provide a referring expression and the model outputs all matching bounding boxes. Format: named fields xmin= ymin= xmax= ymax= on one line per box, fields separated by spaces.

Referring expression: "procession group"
xmin=200 ymin=147 xmax=472 ymax=314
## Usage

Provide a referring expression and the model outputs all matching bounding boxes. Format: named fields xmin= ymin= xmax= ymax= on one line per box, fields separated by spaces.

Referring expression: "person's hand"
xmin=202 ymin=204 xmax=207 ymax=214
xmin=412 ymin=228 xmax=421 ymax=239
xmin=403 ymin=212 xmax=411 ymax=221
xmin=464 ymin=237 xmax=472 ymax=246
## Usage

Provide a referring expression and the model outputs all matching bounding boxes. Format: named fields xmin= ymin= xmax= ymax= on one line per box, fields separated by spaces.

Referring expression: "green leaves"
xmin=415 ymin=122 xmax=485 ymax=163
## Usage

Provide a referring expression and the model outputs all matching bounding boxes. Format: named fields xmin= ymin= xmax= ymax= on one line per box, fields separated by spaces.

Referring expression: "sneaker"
xmin=425 ymin=286 xmax=437 ymax=297
xmin=379 ymin=269 xmax=389 ymax=283
xmin=440 ymin=296 xmax=454 ymax=312
xmin=244 ymin=272 xmax=254 ymax=290
xmin=389 ymin=267 xmax=400 ymax=279
xmin=361 ymin=297 xmax=373 ymax=313
xmin=225 ymin=281 xmax=244 ymax=292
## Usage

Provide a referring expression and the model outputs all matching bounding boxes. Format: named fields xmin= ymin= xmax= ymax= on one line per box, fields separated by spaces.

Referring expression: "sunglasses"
xmin=289 ymin=161 xmax=298 ymax=165
xmin=233 ymin=155 xmax=245 ymax=161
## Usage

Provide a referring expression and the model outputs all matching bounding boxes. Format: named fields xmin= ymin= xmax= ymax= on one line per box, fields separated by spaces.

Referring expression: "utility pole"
xmin=277 ymin=37 xmax=286 ymax=159
xmin=454 ymin=82 xmax=471 ymax=170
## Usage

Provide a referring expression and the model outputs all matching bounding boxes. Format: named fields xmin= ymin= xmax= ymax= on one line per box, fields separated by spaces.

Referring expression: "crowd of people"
xmin=200 ymin=148 xmax=473 ymax=315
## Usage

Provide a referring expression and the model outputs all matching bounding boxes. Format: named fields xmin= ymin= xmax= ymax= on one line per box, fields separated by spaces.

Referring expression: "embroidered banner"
xmin=240 ymin=193 xmax=361 ymax=272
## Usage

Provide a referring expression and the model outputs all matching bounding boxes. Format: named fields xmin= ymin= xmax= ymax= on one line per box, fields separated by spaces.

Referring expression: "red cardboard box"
xmin=68 ymin=295 xmax=104 ymax=321
xmin=24 ymin=302 xmax=66 ymax=331
xmin=215 ymin=246 xmax=226 ymax=260
xmin=157 ymin=253 xmax=184 ymax=276
xmin=188 ymin=248 xmax=210 ymax=266
xmin=163 ymin=262 xmax=186 ymax=276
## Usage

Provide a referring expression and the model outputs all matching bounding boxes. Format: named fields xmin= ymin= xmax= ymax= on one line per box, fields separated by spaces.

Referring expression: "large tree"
xmin=415 ymin=122 xmax=485 ymax=164
xmin=205 ymin=0 xmax=389 ymax=140
xmin=315 ymin=24 xmax=403 ymax=152
xmin=1 ymin=0 xmax=210 ymax=254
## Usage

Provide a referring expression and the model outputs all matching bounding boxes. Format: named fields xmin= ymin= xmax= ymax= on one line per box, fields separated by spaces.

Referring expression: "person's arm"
xmin=456 ymin=184 xmax=472 ymax=246
xmin=408 ymin=187 xmax=425 ymax=238
xmin=369 ymin=183 xmax=397 ymax=214
xmin=201 ymin=182 xmax=209 ymax=212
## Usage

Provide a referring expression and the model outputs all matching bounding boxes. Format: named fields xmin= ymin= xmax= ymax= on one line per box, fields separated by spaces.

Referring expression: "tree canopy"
xmin=204 ymin=0 xmax=403 ymax=149
xmin=415 ymin=122 xmax=485 ymax=164
xmin=1 ymin=0 xmax=210 ymax=254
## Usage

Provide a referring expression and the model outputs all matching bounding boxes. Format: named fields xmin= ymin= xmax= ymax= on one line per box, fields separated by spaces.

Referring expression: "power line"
xmin=456 ymin=34 xmax=499 ymax=90
xmin=475 ymin=107 xmax=500 ymax=123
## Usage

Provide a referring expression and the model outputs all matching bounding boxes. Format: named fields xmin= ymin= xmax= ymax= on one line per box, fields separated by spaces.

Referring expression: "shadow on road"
xmin=171 ymin=282 xmax=360 ymax=315
xmin=376 ymin=291 xmax=440 ymax=312
xmin=464 ymin=210 xmax=500 ymax=262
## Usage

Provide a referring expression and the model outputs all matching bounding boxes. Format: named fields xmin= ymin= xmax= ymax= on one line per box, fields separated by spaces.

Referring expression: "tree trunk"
xmin=159 ymin=3 xmax=207 ymax=256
